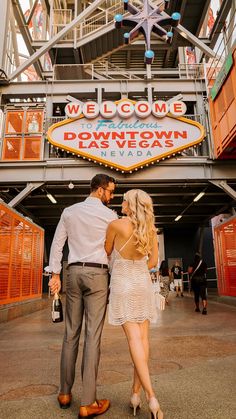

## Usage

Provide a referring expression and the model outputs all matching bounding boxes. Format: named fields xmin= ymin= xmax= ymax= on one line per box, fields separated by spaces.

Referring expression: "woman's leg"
xmin=200 ymin=283 xmax=207 ymax=311
xmin=122 ymin=320 xmax=154 ymax=400
xmin=164 ymin=277 xmax=170 ymax=303
xmin=193 ymin=285 xmax=200 ymax=310
xmin=132 ymin=321 xmax=150 ymax=394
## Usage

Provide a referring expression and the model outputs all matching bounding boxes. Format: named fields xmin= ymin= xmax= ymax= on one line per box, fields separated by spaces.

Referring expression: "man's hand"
xmin=49 ymin=273 xmax=61 ymax=295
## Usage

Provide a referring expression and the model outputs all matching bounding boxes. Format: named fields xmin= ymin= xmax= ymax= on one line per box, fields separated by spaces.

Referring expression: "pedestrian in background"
xmin=171 ymin=260 xmax=184 ymax=297
xmin=188 ymin=253 xmax=208 ymax=315
xmin=150 ymin=268 xmax=158 ymax=283
xmin=159 ymin=260 xmax=171 ymax=305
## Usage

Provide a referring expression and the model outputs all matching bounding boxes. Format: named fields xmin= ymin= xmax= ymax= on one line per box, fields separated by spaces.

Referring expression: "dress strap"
xmin=119 ymin=233 xmax=134 ymax=253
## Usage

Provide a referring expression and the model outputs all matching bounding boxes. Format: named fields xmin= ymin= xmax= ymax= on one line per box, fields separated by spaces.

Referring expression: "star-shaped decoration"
xmin=115 ymin=0 xmax=181 ymax=64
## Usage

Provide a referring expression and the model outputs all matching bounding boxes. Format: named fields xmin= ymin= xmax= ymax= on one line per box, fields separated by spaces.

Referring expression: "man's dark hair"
xmin=90 ymin=174 xmax=116 ymax=192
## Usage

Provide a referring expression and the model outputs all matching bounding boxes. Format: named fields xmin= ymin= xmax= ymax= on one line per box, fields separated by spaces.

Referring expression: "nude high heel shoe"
xmin=148 ymin=396 xmax=164 ymax=419
xmin=130 ymin=393 xmax=141 ymax=416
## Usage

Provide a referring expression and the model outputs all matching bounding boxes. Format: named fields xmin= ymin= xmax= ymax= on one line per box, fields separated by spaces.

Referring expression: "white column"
xmin=0 ymin=0 xmax=10 ymax=72
xmin=158 ymin=232 xmax=165 ymax=268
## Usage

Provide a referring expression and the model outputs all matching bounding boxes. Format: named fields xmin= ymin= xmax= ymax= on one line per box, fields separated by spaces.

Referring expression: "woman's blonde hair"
xmin=124 ymin=189 xmax=156 ymax=255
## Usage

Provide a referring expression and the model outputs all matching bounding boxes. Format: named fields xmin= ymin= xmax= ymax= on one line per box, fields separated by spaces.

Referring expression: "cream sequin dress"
xmin=108 ymin=235 xmax=157 ymax=325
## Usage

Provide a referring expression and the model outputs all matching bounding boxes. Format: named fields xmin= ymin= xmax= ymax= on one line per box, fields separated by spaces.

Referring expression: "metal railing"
xmin=53 ymin=62 xmax=140 ymax=81
xmin=178 ymin=64 xmax=205 ymax=79
xmin=205 ymin=11 xmax=236 ymax=89
xmin=45 ymin=116 xmax=65 ymax=132
xmin=51 ymin=8 xmax=73 ymax=40
xmin=78 ymin=2 xmax=124 ymax=38
xmin=53 ymin=64 xmax=94 ymax=80
xmin=94 ymin=60 xmax=142 ymax=80
xmin=52 ymin=62 xmax=207 ymax=81
xmin=50 ymin=0 xmax=160 ymax=42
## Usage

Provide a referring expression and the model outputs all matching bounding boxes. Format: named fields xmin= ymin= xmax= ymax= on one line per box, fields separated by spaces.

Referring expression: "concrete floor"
xmin=0 ymin=293 xmax=236 ymax=419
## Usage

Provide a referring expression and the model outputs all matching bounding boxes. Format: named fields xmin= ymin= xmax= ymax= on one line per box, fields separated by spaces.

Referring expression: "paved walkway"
xmin=0 ymin=293 xmax=236 ymax=419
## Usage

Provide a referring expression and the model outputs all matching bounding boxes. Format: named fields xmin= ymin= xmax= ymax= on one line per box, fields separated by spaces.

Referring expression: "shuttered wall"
xmin=0 ymin=202 xmax=44 ymax=305
xmin=209 ymin=47 xmax=236 ymax=159
xmin=214 ymin=217 xmax=236 ymax=297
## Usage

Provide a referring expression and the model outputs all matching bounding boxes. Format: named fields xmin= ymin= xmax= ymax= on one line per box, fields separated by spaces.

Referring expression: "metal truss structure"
xmin=0 ymin=0 xmax=235 ymax=232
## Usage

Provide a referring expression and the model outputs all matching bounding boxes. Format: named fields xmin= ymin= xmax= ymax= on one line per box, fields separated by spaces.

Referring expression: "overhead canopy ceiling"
xmin=1 ymin=178 xmax=235 ymax=232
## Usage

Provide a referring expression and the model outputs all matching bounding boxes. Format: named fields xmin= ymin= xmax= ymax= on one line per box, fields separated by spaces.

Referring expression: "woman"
xmin=159 ymin=260 xmax=170 ymax=305
xmin=105 ymin=189 xmax=163 ymax=419
xmin=188 ymin=253 xmax=208 ymax=314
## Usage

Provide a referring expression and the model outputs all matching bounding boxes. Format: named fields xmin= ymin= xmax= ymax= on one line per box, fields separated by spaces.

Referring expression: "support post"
xmin=176 ymin=24 xmax=218 ymax=59
xmin=10 ymin=7 xmax=21 ymax=81
xmin=8 ymin=182 xmax=44 ymax=208
xmin=210 ymin=180 xmax=236 ymax=200
xmin=0 ymin=0 xmax=10 ymax=71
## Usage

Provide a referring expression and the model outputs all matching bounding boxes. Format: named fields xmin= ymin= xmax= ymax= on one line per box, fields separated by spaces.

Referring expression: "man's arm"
xmin=49 ymin=273 xmax=61 ymax=295
xmin=48 ymin=211 xmax=68 ymax=294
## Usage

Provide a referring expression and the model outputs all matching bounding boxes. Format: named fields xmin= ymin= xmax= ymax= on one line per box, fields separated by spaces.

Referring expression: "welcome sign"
xmin=47 ymin=99 xmax=205 ymax=172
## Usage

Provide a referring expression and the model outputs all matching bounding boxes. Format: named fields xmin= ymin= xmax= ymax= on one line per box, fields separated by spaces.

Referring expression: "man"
xmin=48 ymin=174 xmax=117 ymax=417
xmin=171 ymin=260 xmax=184 ymax=297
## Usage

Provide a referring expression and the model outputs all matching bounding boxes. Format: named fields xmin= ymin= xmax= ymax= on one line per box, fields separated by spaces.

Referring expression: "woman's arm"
xmin=105 ymin=221 xmax=117 ymax=256
xmin=147 ymin=234 xmax=158 ymax=269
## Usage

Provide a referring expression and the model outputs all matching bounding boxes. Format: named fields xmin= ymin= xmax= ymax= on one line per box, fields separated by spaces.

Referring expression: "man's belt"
xmin=68 ymin=262 xmax=108 ymax=269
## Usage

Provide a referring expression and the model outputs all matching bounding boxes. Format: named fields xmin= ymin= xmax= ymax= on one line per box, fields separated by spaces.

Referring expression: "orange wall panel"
xmin=2 ymin=109 xmax=44 ymax=162
xmin=0 ymin=202 xmax=44 ymax=305
xmin=226 ymin=101 xmax=236 ymax=133
xmin=209 ymin=48 xmax=236 ymax=159
xmin=214 ymin=217 xmax=236 ymax=297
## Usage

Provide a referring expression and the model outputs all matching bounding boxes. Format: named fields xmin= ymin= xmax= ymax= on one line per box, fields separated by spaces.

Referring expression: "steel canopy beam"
xmin=210 ymin=180 xmax=236 ymax=200
xmin=208 ymin=0 xmax=233 ymax=50
xmin=9 ymin=0 xmax=105 ymax=81
xmin=8 ymin=182 xmax=44 ymax=207
xmin=0 ymin=0 xmax=10 ymax=71
xmin=1 ymin=160 xmax=236 ymax=183
xmin=11 ymin=0 xmax=44 ymax=79
xmin=1 ymin=79 xmax=206 ymax=97
xmin=196 ymin=0 xmax=211 ymax=36
xmin=175 ymin=24 xmax=217 ymax=59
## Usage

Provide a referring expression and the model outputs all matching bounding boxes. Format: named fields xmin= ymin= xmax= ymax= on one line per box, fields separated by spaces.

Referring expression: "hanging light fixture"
xmin=193 ymin=191 xmax=205 ymax=202
xmin=55 ymin=106 xmax=61 ymax=115
xmin=47 ymin=193 xmax=57 ymax=204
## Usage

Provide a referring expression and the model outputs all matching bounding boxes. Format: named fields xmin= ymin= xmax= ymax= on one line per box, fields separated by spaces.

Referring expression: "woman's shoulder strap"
xmin=119 ymin=233 xmax=134 ymax=253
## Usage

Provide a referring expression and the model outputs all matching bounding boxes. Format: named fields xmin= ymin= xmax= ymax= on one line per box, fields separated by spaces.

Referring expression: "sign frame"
xmin=47 ymin=99 xmax=205 ymax=172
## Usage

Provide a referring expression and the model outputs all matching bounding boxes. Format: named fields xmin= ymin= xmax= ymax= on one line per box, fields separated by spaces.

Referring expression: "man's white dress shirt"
xmin=49 ymin=197 xmax=117 ymax=274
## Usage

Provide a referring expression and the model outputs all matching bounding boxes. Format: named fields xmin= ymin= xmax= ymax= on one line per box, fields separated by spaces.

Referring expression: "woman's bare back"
xmin=114 ymin=217 xmax=145 ymax=260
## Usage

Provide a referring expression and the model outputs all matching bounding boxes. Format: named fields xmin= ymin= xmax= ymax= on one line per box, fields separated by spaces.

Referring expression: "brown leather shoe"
xmin=79 ymin=399 xmax=110 ymax=417
xmin=58 ymin=393 xmax=72 ymax=409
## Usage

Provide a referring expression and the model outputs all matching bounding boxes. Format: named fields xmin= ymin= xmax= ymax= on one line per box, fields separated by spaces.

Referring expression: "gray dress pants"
xmin=60 ymin=265 xmax=109 ymax=405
